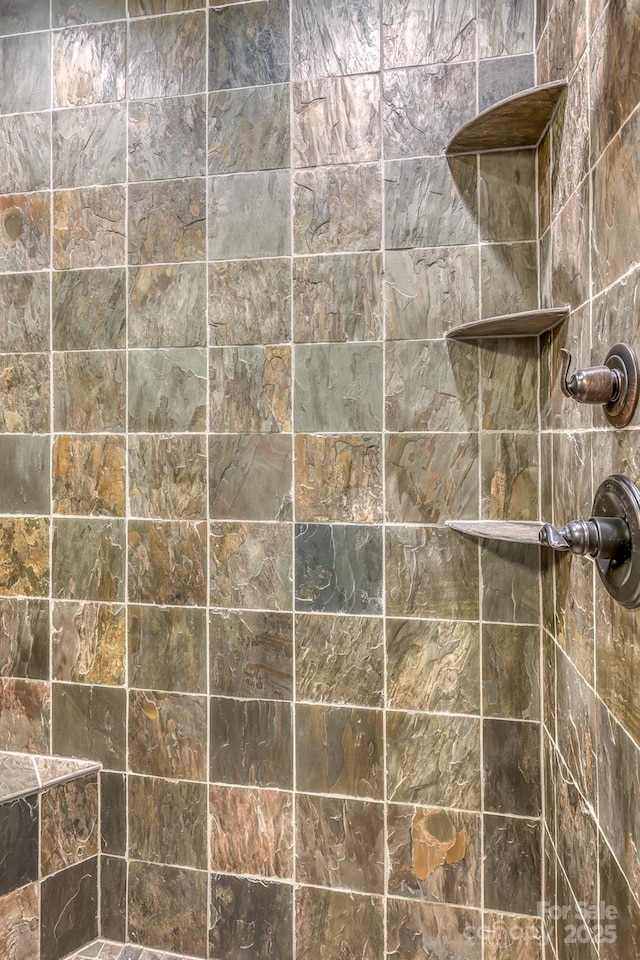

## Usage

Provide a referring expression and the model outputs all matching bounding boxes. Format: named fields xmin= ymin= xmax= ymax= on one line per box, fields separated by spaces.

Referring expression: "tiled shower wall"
xmin=0 ymin=1 xmax=546 ymax=957
xmin=538 ymin=0 xmax=640 ymax=956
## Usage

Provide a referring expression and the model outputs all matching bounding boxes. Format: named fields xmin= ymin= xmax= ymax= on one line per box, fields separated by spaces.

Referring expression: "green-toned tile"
xmin=387 ymin=900 xmax=482 ymax=960
xmin=293 ymin=253 xmax=382 ymax=343
xmin=128 ymin=179 xmax=206 ymax=265
xmin=128 ymin=348 xmax=207 ymax=433
xmin=53 ymin=186 xmax=125 ymax=270
xmin=479 ymin=151 xmax=536 ymax=242
xmin=0 ymin=354 xmax=49 ymax=434
xmin=52 ymin=435 xmax=125 ymax=517
xmin=53 ymin=0 xmax=126 ymax=24
xmin=210 ymin=696 xmax=292 ymax=788
xmin=295 ymin=523 xmax=382 ymax=615
xmin=0 ymin=598 xmax=49 ymax=681
xmin=53 ymin=269 xmax=126 ymax=351
xmin=209 ymin=434 xmax=292 ymax=521
xmin=128 ymin=862 xmax=207 ymax=957
xmin=209 ymin=259 xmax=291 ymax=346
xmin=383 ymin=62 xmax=476 ymax=159
xmin=483 ymin=623 xmax=540 ymax=721
xmin=53 ymin=104 xmax=126 ymax=188
xmin=387 ymin=618 xmax=481 ymax=715
xmin=481 ymin=432 xmax=538 ymax=520
xmin=209 ymin=84 xmax=290 ymax=173
xmin=0 ymin=436 xmax=49 ymax=515
xmin=210 ymin=170 xmax=290 ymax=260
xmin=296 ymin=703 xmax=382 ymax=799
xmin=129 ymin=434 xmax=207 ymax=520
xmin=387 ymin=338 xmax=478 ymax=432
xmin=0 ymin=274 xmax=50 ymax=353
xmin=480 ymin=243 xmax=538 ymax=318
xmin=128 ymin=11 xmax=206 ymax=99
xmin=387 ymin=711 xmax=481 ymax=809
xmin=53 ymin=352 xmax=126 ymax=433
xmin=385 ymin=157 xmax=477 ymax=249
xmin=386 ymin=526 xmax=479 ymax=620
xmin=0 ymin=114 xmax=50 ymax=194
xmin=53 ymin=23 xmax=125 ymax=106
xmin=481 ymin=339 xmax=538 ymax=431
xmin=53 ymin=518 xmax=125 ymax=602
xmin=295 ymin=613 xmax=384 ymax=708
xmin=385 ymin=247 xmax=480 ymax=340
xmin=129 ymin=95 xmax=206 ymax=181
xmin=0 ymin=34 xmax=50 ymax=114
xmin=210 ymin=610 xmax=293 ymax=701
xmin=481 ymin=541 xmax=540 ymax=624
xmin=386 ymin=433 xmax=478 ymax=523
xmin=210 ymin=875 xmax=293 ymax=959
xmin=52 ymin=683 xmax=126 ymax=770
xmin=296 ymin=794 xmax=384 ymax=894
xmin=484 ymin=719 xmax=541 ymax=816
xmin=552 ymin=179 xmax=589 ymax=308
xmin=295 ymin=434 xmax=382 ymax=523
xmin=210 ymin=521 xmax=293 ymax=612
xmin=128 ymin=689 xmax=207 ymax=780
xmin=293 ymin=74 xmax=380 ymax=167
xmin=128 ymin=264 xmax=206 ymax=348
xmin=128 ymin=520 xmax=207 ymax=606
xmin=294 ymin=164 xmax=381 ymax=254
xmin=209 ymin=0 xmax=289 ymax=90
xmin=129 ymin=604 xmax=207 ymax=694
xmin=296 ymin=888 xmax=383 ymax=960
xmin=209 ymin=345 xmax=291 ymax=433
xmin=484 ymin=815 xmax=541 ymax=916
xmin=294 ymin=343 xmax=382 ymax=433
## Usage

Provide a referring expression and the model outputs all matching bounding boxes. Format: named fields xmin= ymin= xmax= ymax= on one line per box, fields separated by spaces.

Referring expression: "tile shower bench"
xmin=0 ymin=751 xmax=100 ymax=960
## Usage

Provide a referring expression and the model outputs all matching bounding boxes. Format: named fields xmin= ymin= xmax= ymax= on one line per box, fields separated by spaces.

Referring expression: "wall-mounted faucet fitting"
xmin=540 ymin=475 xmax=640 ymax=608
xmin=560 ymin=343 xmax=640 ymax=427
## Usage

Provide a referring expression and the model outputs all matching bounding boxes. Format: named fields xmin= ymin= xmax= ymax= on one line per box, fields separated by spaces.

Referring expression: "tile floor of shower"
xmin=63 ymin=941 xmax=199 ymax=960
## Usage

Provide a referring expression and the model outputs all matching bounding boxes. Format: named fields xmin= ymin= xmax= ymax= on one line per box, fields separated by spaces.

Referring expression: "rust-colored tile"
xmin=296 ymin=887 xmax=383 ymax=960
xmin=52 ymin=435 xmax=125 ymax=517
xmin=53 ymin=186 xmax=126 ymax=270
xmin=40 ymin=774 xmax=99 ymax=876
xmin=0 ymin=193 xmax=50 ymax=273
xmin=128 ymin=689 xmax=207 ymax=781
xmin=128 ymin=520 xmax=207 ymax=607
xmin=0 ymin=678 xmax=50 ymax=753
xmin=209 ymin=784 xmax=293 ymax=878
xmin=0 ymin=354 xmax=49 ymax=433
xmin=295 ymin=434 xmax=383 ymax=523
xmin=209 ymin=345 xmax=292 ymax=434
xmin=0 ymin=518 xmax=49 ymax=597
xmin=52 ymin=601 xmax=126 ymax=685
xmin=0 ymin=883 xmax=39 ymax=960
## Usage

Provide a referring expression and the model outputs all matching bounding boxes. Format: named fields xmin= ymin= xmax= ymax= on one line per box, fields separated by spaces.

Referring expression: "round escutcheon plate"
xmin=593 ymin=475 xmax=640 ymax=608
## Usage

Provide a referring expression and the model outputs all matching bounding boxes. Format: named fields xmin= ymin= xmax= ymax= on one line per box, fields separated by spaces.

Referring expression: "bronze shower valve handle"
xmin=558 ymin=343 xmax=640 ymax=427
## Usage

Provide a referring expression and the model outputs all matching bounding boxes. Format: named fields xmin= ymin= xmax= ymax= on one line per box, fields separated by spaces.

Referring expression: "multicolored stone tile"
xmin=209 ymin=784 xmax=293 ymax=877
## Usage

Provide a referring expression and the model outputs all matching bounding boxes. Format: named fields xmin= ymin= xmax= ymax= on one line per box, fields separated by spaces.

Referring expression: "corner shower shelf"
xmin=446 ymin=80 xmax=568 ymax=154
xmin=446 ymin=520 xmax=543 ymax=544
xmin=446 ymin=307 xmax=569 ymax=341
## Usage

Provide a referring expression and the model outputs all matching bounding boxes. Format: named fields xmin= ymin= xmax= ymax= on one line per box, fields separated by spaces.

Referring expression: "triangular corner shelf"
xmin=446 ymin=307 xmax=569 ymax=341
xmin=446 ymin=80 xmax=568 ymax=155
